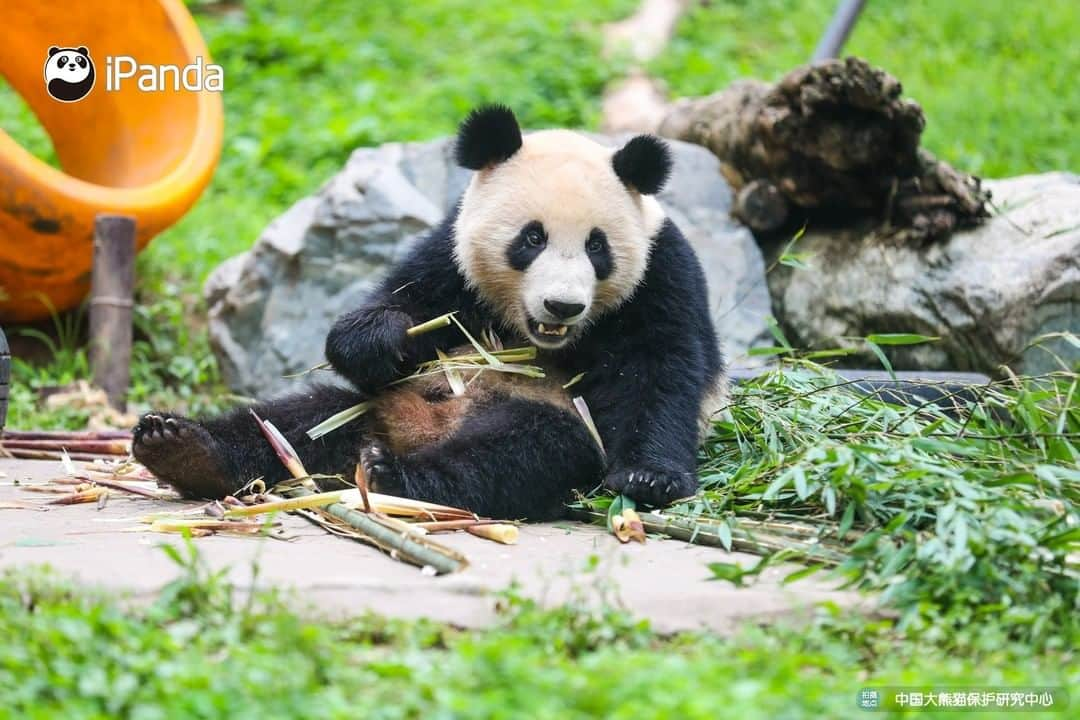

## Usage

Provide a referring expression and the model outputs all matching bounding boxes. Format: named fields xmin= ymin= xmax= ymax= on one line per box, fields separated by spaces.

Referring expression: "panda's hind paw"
xmin=359 ymin=442 xmax=404 ymax=495
xmin=132 ymin=414 xmax=234 ymax=499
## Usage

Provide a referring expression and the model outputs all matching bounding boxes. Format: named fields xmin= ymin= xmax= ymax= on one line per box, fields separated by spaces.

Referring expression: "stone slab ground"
xmin=0 ymin=458 xmax=858 ymax=633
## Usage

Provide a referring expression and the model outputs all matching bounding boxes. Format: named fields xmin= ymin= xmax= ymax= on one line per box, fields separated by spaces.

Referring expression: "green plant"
xmin=582 ymin=358 xmax=1078 ymax=650
xmin=0 ymin=546 xmax=1075 ymax=719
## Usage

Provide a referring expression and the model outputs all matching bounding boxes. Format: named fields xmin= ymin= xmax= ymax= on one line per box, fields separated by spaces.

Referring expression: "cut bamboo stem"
xmin=249 ymin=411 xmax=468 ymax=574
xmin=1 ymin=439 xmax=130 ymax=454
xmin=406 ymin=312 xmax=455 ymax=336
xmin=569 ymin=508 xmax=845 ymax=564
xmin=5 ymin=449 xmax=118 ymax=462
xmin=465 ymin=523 xmax=519 ymax=545
xmin=281 ymin=486 xmax=468 ymax=574
xmin=224 ymin=490 xmax=350 ymax=517
xmin=0 ymin=430 xmax=133 ymax=441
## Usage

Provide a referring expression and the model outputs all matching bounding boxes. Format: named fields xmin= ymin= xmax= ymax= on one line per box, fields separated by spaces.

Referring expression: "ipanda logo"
xmin=44 ymin=46 xmax=95 ymax=102
xmin=44 ymin=45 xmax=223 ymax=102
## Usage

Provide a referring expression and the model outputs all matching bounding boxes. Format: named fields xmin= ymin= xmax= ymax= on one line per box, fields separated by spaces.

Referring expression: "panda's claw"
xmin=604 ymin=467 xmax=698 ymax=508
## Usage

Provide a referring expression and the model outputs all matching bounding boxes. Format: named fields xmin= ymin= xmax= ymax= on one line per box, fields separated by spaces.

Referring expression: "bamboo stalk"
xmin=569 ymin=508 xmax=845 ymax=564
xmin=465 ymin=523 xmax=519 ymax=545
xmin=149 ymin=519 xmax=275 ymax=535
xmin=414 ymin=518 xmax=502 ymax=531
xmin=249 ymin=412 xmax=468 ymax=574
xmin=224 ymin=490 xmax=350 ymax=517
xmin=281 ymin=486 xmax=468 ymax=574
xmin=0 ymin=430 xmax=133 ymax=441
xmin=48 ymin=487 xmax=109 ymax=505
xmin=1 ymin=439 xmax=130 ymax=454
xmin=89 ymin=477 xmax=172 ymax=499
xmin=5 ymin=449 xmax=118 ymax=462
xmin=406 ymin=312 xmax=455 ymax=336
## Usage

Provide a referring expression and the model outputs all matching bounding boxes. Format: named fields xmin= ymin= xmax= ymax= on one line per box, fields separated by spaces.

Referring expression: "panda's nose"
xmin=68 ymin=64 xmax=76 ymax=69
xmin=544 ymin=299 xmax=585 ymax=320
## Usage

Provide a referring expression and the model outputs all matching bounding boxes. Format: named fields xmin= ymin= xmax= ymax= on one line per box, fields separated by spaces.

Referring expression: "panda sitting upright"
xmin=133 ymin=105 xmax=726 ymax=519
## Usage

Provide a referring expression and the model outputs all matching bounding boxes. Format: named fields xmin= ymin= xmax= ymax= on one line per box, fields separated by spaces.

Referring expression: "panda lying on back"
xmin=133 ymin=105 xmax=726 ymax=519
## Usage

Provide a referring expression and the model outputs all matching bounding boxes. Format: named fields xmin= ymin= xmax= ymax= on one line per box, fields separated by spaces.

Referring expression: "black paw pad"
xmin=132 ymin=413 xmax=233 ymax=499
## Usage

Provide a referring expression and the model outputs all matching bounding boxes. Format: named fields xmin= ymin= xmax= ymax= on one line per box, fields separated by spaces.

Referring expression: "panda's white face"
xmin=45 ymin=49 xmax=92 ymax=84
xmin=453 ymin=130 xmax=665 ymax=350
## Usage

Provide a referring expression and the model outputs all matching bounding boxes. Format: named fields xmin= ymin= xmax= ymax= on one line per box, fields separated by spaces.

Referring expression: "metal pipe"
xmin=812 ymin=0 xmax=868 ymax=61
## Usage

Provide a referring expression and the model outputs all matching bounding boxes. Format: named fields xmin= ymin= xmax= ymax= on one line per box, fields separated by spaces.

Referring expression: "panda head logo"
xmin=44 ymin=46 xmax=95 ymax=102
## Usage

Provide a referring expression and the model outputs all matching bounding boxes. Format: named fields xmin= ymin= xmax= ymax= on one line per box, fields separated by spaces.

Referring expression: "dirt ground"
xmin=0 ymin=457 xmax=860 ymax=633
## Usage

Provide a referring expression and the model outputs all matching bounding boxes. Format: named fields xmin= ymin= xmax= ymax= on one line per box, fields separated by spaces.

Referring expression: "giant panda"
xmin=133 ymin=105 xmax=726 ymax=520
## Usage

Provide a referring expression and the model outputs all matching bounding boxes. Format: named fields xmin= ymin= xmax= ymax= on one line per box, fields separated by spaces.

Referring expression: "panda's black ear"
xmin=612 ymin=135 xmax=672 ymax=195
xmin=75 ymin=46 xmax=89 ymax=56
xmin=48 ymin=46 xmax=60 ymax=57
xmin=454 ymin=105 xmax=523 ymax=170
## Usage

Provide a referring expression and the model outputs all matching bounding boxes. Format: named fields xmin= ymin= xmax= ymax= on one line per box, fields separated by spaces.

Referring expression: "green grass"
xmin=652 ymin=0 xmax=1080 ymax=179
xmin=0 ymin=541 xmax=1075 ymax=719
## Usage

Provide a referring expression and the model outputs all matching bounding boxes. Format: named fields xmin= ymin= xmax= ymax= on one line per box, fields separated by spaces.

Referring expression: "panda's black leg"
xmin=361 ymin=398 xmax=605 ymax=520
xmin=133 ymin=384 xmax=368 ymax=499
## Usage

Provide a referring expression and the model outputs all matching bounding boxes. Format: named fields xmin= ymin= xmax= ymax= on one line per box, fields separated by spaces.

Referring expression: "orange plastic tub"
xmin=0 ymin=0 xmax=223 ymax=322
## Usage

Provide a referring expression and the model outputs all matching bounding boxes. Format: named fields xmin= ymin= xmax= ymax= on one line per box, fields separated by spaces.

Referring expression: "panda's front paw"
xmin=604 ymin=467 xmax=698 ymax=508
xmin=325 ymin=308 xmax=415 ymax=391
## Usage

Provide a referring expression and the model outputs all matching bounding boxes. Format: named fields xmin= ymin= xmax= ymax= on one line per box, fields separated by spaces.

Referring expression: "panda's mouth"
xmin=526 ymin=317 xmax=573 ymax=347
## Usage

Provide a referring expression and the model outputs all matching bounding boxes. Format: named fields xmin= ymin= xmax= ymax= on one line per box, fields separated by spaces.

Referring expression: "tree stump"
xmin=658 ymin=57 xmax=990 ymax=242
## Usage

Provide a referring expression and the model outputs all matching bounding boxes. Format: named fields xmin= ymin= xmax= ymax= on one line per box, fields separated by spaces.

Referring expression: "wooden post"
xmin=89 ymin=214 xmax=136 ymax=411
xmin=0 ymin=327 xmax=10 ymax=432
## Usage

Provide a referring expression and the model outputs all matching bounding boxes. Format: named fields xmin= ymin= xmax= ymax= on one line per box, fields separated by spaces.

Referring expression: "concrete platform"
xmin=0 ymin=458 xmax=859 ymax=633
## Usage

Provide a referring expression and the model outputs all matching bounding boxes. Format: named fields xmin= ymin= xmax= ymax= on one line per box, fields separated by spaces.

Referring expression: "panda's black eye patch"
xmin=586 ymin=228 xmax=613 ymax=280
xmin=58 ymin=55 xmax=68 ymax=66
xmin=506 ymin=221 xmax=547 ymax=271
xmin=76 ymin=57 xmax=87 ymax=68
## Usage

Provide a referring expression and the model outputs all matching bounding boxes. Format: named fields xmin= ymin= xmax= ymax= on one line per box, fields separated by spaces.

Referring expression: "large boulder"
xmin=206 ymin=137 xmax=771 ymax=397
xmin=767 ymin=173 xmax=1080 ymax=375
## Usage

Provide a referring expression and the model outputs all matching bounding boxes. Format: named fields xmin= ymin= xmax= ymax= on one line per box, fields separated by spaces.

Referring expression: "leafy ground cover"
xmin=0 ymin=539 xmax=1074 ymax=719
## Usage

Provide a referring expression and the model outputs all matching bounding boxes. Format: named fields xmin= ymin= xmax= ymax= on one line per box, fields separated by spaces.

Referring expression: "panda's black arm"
xmin=582 ymin=221 xmax=721 ymax=506
xmin=325 ymin=217 xmax=472 ymax=392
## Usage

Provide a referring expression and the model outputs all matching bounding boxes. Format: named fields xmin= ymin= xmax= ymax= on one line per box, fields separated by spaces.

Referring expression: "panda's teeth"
xmin=536 ymin=323 xmax=568 ymax=337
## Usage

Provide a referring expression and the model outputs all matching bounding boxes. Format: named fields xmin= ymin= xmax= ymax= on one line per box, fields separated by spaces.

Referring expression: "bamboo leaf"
xmin=782 ymin=563 xmax=825 ymax=585
xmin=718 ymin=520 xmax=733 ymax=552
xmin=866 ymin=333 xmax=941 ymax=345
xmin=864 ymin=340 xmax=896 ymax=380
xmin=306 ymin=402 xmax=373 ymax=441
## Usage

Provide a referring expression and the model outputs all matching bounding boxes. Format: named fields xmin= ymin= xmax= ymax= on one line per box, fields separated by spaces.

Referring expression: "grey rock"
xmin=767 ymin=173 xmax=1080 ymax=375
xmin=206 ymin=137 xmax=771 ymax=397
